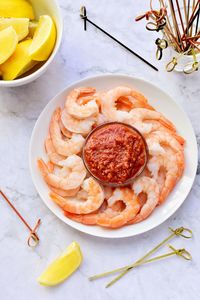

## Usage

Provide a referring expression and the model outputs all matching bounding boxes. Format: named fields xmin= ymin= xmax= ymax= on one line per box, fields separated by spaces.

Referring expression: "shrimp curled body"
xmin=128 ymin=177 xmax=160 ymax=224
xmin=50 ymin=177 xmax=105 ymax=214
xmin=50 ymin=108 xmax=85 ymax=156
xmin=65 ymin=87 xmax=99 ymax=119
xmin=38 ymin=155 xmax=86 ymax=190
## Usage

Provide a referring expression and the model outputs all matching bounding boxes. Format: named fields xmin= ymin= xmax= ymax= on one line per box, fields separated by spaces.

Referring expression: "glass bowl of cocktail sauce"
xmin=82 ymin=122 xmax=148 ymax=187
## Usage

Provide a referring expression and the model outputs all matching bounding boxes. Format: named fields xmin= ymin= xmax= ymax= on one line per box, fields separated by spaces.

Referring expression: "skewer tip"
xmin=80 ymin=6 xmax=87 ymax=30
xmin=80 ymin=6 xmax=87 ymax=19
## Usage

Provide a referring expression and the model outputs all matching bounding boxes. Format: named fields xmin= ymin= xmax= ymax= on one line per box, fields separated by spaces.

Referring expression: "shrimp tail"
xmin=50 ymin=192 xmax=68 ymax=210
xmin=37 ymin=159 xmax=49 ymax=177
xmin=64 ymin=211 xmax=98 ymax=225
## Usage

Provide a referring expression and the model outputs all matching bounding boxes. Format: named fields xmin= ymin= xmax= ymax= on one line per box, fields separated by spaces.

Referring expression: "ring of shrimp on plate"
xmin=38 ymin=86 xmax=185 ymax=229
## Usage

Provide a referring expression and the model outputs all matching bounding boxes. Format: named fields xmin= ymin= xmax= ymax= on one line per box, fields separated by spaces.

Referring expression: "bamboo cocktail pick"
xmin=136 ymin=0 xmax=200 ymax=71
xmin=0 ymin=190 xmax=41 ymax=247
xmin=90 ymin=244 xmax=191 ymax=286
xmin=89 ymin=227 xmax=193 ymax=287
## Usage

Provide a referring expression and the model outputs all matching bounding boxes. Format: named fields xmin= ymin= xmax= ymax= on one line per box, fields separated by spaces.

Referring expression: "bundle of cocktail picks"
xmin=136 ymin=0 xmax=200 ymax=73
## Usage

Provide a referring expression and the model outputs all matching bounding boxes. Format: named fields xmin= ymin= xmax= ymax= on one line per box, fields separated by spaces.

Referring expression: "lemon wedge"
xmin=37 ymin=242 xmax=83 ymax=286
xmin=0 ymin=0 xmax=35 ymax=19
xmin=28 ymin=21 xmax=38 ymax=38
xmin=0 ymin=17 xmax=29 ymax=41
xmin=0 ymin=26 xmax=18 ymax=64
xmin=0 ymin=39 xmax=37 ymax=80
xmin=29 ymin=15 xmax=56 ymax=61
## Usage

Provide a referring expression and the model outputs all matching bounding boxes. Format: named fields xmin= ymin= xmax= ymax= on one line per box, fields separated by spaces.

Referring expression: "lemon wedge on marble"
xmin=37 ymin=242 xmax=83 ymax=286
xmin=0 ymin=18 xmax=29 ymax=41
xmin=0 ymin=39 xmax=37 ymax=80
xmin=0 ymin=0 xmax=35 ymax=19
xmin=0 ymin=26 xmax=18 ymax=64
xmin=29 ymin=15 xmax=56 ymax=61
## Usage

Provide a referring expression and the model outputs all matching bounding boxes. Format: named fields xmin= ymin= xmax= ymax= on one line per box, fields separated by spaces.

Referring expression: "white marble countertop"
xmin=0 ymin=0 xmax=200 ymax=299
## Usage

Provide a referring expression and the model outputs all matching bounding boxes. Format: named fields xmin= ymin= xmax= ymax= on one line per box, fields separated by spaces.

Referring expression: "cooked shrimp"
xmin=38 ymin=155 xmax=86 ymax=190
xmin=64 ymin=187 xmax=122 ymax=225
xmin=37 ymin=84 xmax=186 ymax=229
xmin=155 ymin=168 xmax=166 ymax=192
xmin=48 ymin=186 xmax=79 ymax=197
xmin=117 ymin=94 xmax=154 ymax=111
xmin=133 ymin=120 xmax=184 ymax=145
xmin=58 ymin=118 xmax=72 ymax=138
xmin=127 ymin=108 xmax=176 ymax=132
xmin=104 ymin=186 xmax=113 ymax=200
xmin=45 ymin=135 xmax=66 ymax=165
xmin=116 ymin=96 xmax=134 ymax=112
xmin=39 ymin=160 xmax=80 ymax=198
xmin=65 ymin=87 xmax=99 ymax=119
xmin=96 ymin=188 xmax=140 ymax=228
xmin=49 ymin=108 xmax=85 ymax=156
xmin=50 ymin=177 xmax=104 ymax=214
xmin=129 ymin=89 xmax=154 ymax=110
xmin=146 ymin=131 xmax=184 ymax=177
xmin=64 ymin=201 xmax=107 ymax=225
xmin=147 ymin=131 xmax=184 ymax=154
xmin=128 ymin=177 xmax=159 ymax=224
xmin=147 ymin=154 xmax=181 ymax=204
xmin=78 ymin=93 xmax=103 ymax=112
xmin=102 ymin=86 xmax=153 ymax=122
xmin=46 ymin=161 xmax=54 ymax=172
xmin=65 ymin=188 xmax=139 ymax=228
xmin=96 ymin=113 xmax=108 ymax=125
xmin=64 ymin=200 xmax=125 ymax=225
xmin=61 ymin=108 xmax=96 ymax=136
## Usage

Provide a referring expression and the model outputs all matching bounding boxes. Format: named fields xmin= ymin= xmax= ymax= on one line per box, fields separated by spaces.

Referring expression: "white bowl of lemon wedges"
xmin=0 ymin=0 xmax=63 ymax=87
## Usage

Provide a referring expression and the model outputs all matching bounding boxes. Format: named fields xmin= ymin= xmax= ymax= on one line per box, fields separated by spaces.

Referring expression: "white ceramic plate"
xmin=29 ymin=74 xmax=197 ymax=238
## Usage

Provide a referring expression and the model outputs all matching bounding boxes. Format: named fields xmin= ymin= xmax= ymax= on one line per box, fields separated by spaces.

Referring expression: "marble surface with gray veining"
xmin=0 ymin=0 xmax=200 ymax=299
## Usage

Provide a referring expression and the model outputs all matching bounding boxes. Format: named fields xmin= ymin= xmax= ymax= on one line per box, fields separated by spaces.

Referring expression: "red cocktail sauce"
xmin=83 ymin=123 xmax=147 ymax=185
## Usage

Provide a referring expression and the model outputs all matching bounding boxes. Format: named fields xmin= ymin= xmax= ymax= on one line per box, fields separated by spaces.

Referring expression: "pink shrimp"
xmin=61 ymin=108 xmax=96 ymax=136
xmin=127 ymin=108 xmax=176 ymax=132
xmin=38 ymin=155 xmax=86 ymax=190
xmin=147 ymin=155 xmax=181 ymax=204
xmin=50 ymin=177 xmax=104 ymax=214
xmin=65 ymin=188 xmax=139 ymax=228
xmin=58 ymin=118 xmax=72 ymax=138
xmin=96 ymin=188 xmax=140 ymax=228
xmin=147 ymin=131 xmax=184 ymax=178
xmin=102 ymin=86 xmax=154 ymax=122
xmin=45 ymin=135 xmax=66 ymax=165
xmin=133 ymin=120 xmax=185 ymax=145
xmin=65 ymin=87 xmax=99 ymax=119
xmin=64 ymin=201 xmax=108 ymax=225
xmin=128 ymin=177 xmax=160 ymax=224
xmin=49 ymin=108 xmax=85 ymax=156
xmin=48 ymin=186 xmax=80 ymax=197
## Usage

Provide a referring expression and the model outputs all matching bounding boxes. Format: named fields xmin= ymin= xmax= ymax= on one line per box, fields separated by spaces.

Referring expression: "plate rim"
xmin=29 ymin=73 xmax=198 ymax=238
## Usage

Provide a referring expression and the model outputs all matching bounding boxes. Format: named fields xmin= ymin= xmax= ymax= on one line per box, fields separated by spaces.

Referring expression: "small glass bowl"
xmin=82 ymin=122 xmax=149 ymax=187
